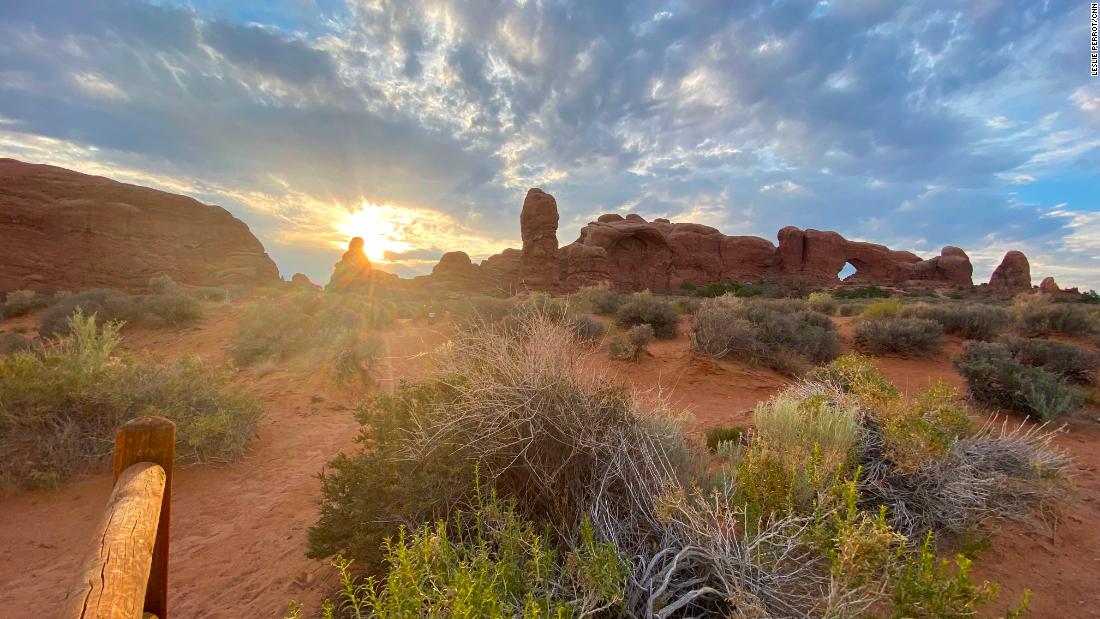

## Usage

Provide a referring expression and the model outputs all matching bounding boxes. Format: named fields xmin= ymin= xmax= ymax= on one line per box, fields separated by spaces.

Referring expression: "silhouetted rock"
xmin=290 ymin=273 xmax=321 ymax=290
xmin=0 ymin=158 xmax=279 ymax=293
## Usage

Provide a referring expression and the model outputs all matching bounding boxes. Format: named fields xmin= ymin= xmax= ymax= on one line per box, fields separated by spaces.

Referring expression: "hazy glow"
xmin=337 ymin=203 xmax=414 ymax=262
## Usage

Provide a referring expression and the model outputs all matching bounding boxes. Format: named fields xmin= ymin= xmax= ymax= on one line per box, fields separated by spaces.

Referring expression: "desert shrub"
xmin=613 ymin=292 xmax=679 ymax=338
xmin=0 ymin=332 xmax=34 ymax=355
xmin=838 ymin=300 xmax=869 ymax=316
xmin=449 ymin=295 xmax=516 ymax=327
xmin=854 ymin=318 xmax=945 ymax=357
xmin=567 ymin=314 xmax=607 ymax=343
xmin=672 ymin=296 xmax=700 ymax=315
xmin=231 ymin=291 xmax=393 ymax=366
xmin=608 ymin=324 xmax=655 ymax=361
xmin=1 ymin=289 xmax=52 ymax=319
xmin=954 ymin=342 xmax=1082 ymax=420
xmin=705 ymin=425 xmax=746 ymax=453
xmin=332 ymin=335 xmax=384 ymax=385
xmin=889 ymin=533 xmax=999 ymax=619
xmin=691 ymin=296 xmax=840 ymax=374
xmin=902 ymin=302 xmax=1011 ymax=341
xmin=1013 ymin=293 xmax=1097 ymax=336
xmin=148 ymin=273 xmax=178 ymax=294
xmin=294 ymin=493 xmax=626 ymax=619
xmin=861 ymin=297 xmax=902 ymax=319
xmin=698 ymin=281 xmax=767 ymax=298
xmin=0 ymin=311 xmax=262 ymax=489
xmin=999 ymin=335 xmax=1098 ymax=384
xmin=188 ymin=286 xmax=230 ymax=302
xmin=834 ymin=285 xmax=890 ymax=299
xmin=38 ymin=288 xmax=203 ymax=337
xmin=807 ymin=291 xmax=838 ymax=315
xmin=577 ymin=285 xmax=627 ymax=316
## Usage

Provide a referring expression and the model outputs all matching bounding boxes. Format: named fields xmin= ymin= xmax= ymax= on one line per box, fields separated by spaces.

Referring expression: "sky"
xmin=0 ymin=0 xmax=1097 ymax=289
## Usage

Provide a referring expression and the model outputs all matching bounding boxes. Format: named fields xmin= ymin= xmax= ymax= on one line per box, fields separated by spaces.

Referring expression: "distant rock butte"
xmin=0 ymin=158 xmax=279 ymax=293
xmin=422 ymin=188 xmax=982 ymax=292
xmin=988 ymin=250 xmax=1032 ymax=297
xmin=327 ymin=237 xmax=399 ymax=291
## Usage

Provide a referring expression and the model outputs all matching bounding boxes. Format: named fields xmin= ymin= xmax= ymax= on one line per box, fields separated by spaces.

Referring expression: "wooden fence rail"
xmin=63 ymin=417 xmax=175 ymax=619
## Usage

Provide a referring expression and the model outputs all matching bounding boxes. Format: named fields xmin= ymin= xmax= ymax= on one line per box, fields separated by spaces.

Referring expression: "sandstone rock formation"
xmin=520 ymin=188 xmax=560 ymax=292
xmin=1039 ymin=276 xmax=1060 ymax=294
xmin=0 ymin=158 xmax=279 ymax=293
xmin=430 ymin=251 xmax=483 ymax=289
xmin=290 ymin=273 xmax=321 ymax=290
xmin=988 ymin=251 xmax=1032 ymax=297
xmin=423 ymin=188 xmax=1000 ymax=294
xmin=327 ymin=237 xmax=399 ymax=291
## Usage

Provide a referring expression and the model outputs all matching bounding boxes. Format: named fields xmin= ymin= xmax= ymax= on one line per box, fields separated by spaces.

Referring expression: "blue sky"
xmin=1 ymin=0 xmax=1097 ymax=288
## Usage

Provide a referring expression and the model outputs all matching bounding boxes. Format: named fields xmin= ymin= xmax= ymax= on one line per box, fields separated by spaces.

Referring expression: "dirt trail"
xmin=0 ymin=305 xmax=450 ymax=618
xmin=2 ymin=310 xmax=1099 ymax=617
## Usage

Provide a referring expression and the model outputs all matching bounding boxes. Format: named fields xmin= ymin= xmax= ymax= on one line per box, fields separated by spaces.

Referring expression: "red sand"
xmin=1 ymin=309 xmax=1098 ymax=617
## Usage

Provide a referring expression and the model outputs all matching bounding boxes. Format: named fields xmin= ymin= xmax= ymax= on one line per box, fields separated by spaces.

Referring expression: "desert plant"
xmin=608 ymin=323 xmax=655 ymax=361
xmin=0 ymin=311 xmax=262 ymax=489
xmin=613 ymin=292 xmax=679 ymax=338
xmin=332 ymin=335 xmax=384 ymax=385
xmin=834 ymin=285 xmax=890 ymax=299
xmin=838 ymin=301 xmax=869 ymax=316
xmin=148 ymin=273 xmax=179 ymax=294
xmin=0 ymin=332 xmax=34 ymax=355
xmin=861 ymin=298 xmax=902 ymax=319
xmin=1 ymin=289 xmax=53 ymax=319
xmin=1013 ymin=293 xmax=1097 ymax=336
xmin=999 ymin=335 xmax=1098 ymax=384
xmin=691 ymin=296 xmax=840 ymax=374
xmin=567 ymin=314 xmax=607 ymax=343
xmin=902 ymin=302 xmax=1010 ymax=341
xmin=38 ymin=288 xmax=203 ymax=337
xmin=808 ymin=291 xmax=838 ymax=315
xmin=449 ymin=295 xmax=516 ymax=327
xmin=704 ymin=425 xmax=746 ymax=453
xmin=577 ymin=285 xmax=627 ymax=316
xmin=954 ymin=341 xmax=1082 ymax=421
xmin=854 ymin=318 xmax=946 ymax=357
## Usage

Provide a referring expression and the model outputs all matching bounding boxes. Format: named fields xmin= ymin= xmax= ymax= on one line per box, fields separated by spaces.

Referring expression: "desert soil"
xmin=1 ymin=309 xmax=1098 ymax=618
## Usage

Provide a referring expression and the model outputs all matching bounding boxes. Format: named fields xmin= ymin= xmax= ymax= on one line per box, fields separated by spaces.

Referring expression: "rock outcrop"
xmin=988 ymin=251 xmax=1032 ymax=297
xmin=0 ymin=158 xmax=279 ymax=293
xmin=290 ymin=273 xmax=321 ymax=290
xmin=1039 ymin=276 xmax=1060 ymax=294
xmin=429 ymin=251 xmax=483 ymax=289
xmin=327 ymin=237 xmax=399 ymax=291
xmin=520 ymin=188 xmax=560 ymax=292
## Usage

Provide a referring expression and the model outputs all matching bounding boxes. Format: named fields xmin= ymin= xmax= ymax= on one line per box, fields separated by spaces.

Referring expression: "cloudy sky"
xmin=1 ymin=0 xmax=1097 ymax=288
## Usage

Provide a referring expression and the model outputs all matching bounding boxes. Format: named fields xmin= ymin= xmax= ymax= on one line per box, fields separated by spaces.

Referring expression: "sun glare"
xmin=337 ymin=203 xmax=412 ymax=262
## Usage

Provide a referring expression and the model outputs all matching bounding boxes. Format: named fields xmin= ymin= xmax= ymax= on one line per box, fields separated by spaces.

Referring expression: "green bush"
xmin=231 ymin=291 xmax=394 ymax=366
xmin=704 ymin=425 xmax=746 ymax=453
xmin=1 ymin=290 xmax=52 ymax=319
xmin=808 ymin=291 xmax=838 ymax=315
xmin=854 ymin=318 xmax=946 ymax=357
xmin=0 ymin=332 xmax=34 ymax=355
xmin=889 ymin=533 xmax=1000 ymax=619
xmin=567 ymin=314 xmax=607 ymax=343
xmin=1013 ymin=293 xmax=1097 ymax=336
xmin=294 ymin=494 xmax=626 ymax=619
xmin=834 ymin=285 xmax=890 ymax=299
xmin=838 ymin=301 xmax=869 ymax=316
xmin=999 ymin=335 xmax=1098 ymax=384
xmin=953 ymin=341 xmax=1081 ymax=421
xmin=861 ymin=298 xmax=902 ymax=319
xmin=613 ymin=292 xmax=679 ymax=338
xmin=332 ymin=335 xmax=384 ymax=386
xmin=691 ymin=297 xmax=840 ymax=374
xmin=902 ymin=302 xmax=1011 ymax=341
xmin=38 ymin=288 xmax=203 ymax=337
xmin=608 ymin=324 xmax=654 ymax=361
xmin=577 ymin=286 xmax=627 ymax=316
xmin=449 ymin=295 xmax=516 ymax=327
xmin=148 ymin=273 xmax=178 ymax=294
xmin=0 ymin=311 xmax=262 ymax=489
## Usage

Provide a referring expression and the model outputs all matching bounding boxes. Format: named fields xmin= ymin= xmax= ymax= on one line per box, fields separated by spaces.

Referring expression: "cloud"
xmin=0 ymin=0 xmax=1096 ymax=288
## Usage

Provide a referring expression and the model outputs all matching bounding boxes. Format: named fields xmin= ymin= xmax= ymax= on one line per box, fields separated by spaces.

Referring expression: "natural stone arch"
xmin=606 ymin=229 xmax=673 ymax=290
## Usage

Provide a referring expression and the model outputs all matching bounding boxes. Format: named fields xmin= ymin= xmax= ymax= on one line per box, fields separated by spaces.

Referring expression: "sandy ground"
xmin=1 ymin=308 xmax=1098 ymax=617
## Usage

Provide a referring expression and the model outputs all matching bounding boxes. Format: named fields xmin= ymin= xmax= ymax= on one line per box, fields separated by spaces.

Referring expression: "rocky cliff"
xmin=0 ymin=159 xmax=279 ymax=293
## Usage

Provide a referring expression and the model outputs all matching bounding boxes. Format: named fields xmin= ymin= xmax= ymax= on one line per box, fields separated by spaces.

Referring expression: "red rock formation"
xmin=432 ymin=188 xmax=980 ymax=293
xmin=290 ymin=273 xmax=321 ymax=290
xmin=1039 ymin=276 xmax=1060 ymax=294
xmin=520 ymin=188 xmax=559 ymax=292
xmin=0 ymin=158 xmax=279 ymax=293
xmin=430 ymin=251 xmax=482 ymax=289
xmin=327 ymin=237 xmax=399 ymax=291
xmin=988 ymin=251 xmax=1032 ymax=297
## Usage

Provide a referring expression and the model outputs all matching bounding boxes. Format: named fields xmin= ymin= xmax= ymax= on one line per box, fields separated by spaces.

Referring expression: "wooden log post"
xmin=64 ymin=416 xmax=175 ymax=619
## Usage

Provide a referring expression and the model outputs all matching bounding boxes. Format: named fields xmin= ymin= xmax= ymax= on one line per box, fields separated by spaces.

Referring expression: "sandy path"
xmin=0 ymin=306 xmax=450 ymax=618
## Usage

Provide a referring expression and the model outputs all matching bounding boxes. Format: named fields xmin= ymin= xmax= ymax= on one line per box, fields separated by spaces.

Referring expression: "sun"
xmin=337 ymin=203 xmax=412 ymax=262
